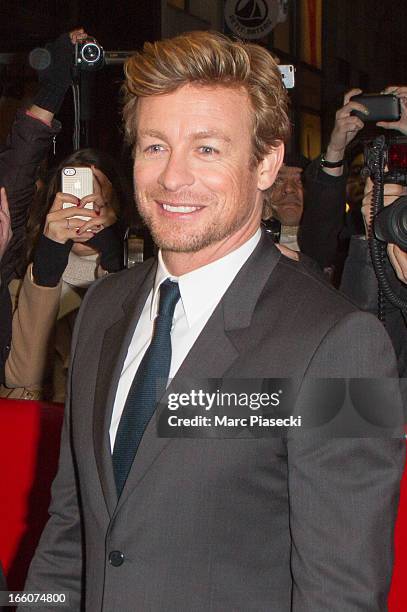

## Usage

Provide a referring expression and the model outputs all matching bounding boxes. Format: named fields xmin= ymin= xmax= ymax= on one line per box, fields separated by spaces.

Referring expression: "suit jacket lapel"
xmin=93 ymin=260 xmax=157 ymax=516
xmin=113 ymin=232 xmax=281 ymax=513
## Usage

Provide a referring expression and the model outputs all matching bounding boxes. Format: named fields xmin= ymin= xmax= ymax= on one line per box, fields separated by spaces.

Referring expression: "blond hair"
xmin=123 ymin=31 xmax=290 ymax=156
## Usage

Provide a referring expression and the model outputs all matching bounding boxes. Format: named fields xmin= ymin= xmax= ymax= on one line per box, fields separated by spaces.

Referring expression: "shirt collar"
xmin=150 ymin=254 xmax=179 ymax=320
xmin=151 ymin=229 xmax=261 ymax=326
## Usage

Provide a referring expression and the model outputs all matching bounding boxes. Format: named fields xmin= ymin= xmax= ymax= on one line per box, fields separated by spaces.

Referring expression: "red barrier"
xmin=0 ymin=399 xmax=63 ymax=591
xmin=0 ymin=398 xmax=406 ymax=607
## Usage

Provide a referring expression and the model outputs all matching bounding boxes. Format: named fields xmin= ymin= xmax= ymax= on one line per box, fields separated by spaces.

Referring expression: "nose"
xmin=157 ymin=149 xmax=194 ymax=192
xmin=283 ymin=178 xmax=296 ymax=194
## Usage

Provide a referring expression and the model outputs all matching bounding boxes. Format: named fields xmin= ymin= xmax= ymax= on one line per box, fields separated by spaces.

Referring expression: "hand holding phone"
xmin=74 ymin=166 xmax=118 ymax=236
xmin=326 ymin=88 xmax=367 ymax=158
xmin=350 ymin=94 xmax=401 ymax=123
xmin=43 ymin=191 xmax=98 ymax=245
xmin=377 ymin=86 xmax=407 ymax=135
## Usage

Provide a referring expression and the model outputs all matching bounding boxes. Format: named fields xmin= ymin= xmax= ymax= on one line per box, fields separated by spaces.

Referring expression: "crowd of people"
xmin=0 ymin=30 xmax=134 ymax=402
xmin=0 ymin=27 xmax=406 ymax=611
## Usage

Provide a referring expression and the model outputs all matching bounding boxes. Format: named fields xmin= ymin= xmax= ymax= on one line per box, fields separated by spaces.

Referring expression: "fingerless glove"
xmin=32 ymin=234 xmax=72 ymax=286
xmin=87 ymin=224 xmax=124 ymax=273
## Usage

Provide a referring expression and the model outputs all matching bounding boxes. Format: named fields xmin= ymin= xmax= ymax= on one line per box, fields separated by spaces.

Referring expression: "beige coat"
xmin=0 ymin=265 xmax=82 ymax=403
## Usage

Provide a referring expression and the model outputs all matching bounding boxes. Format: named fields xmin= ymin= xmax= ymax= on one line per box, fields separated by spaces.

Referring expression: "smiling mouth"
xmin=159 ymin=202 xmax=203 ymax=214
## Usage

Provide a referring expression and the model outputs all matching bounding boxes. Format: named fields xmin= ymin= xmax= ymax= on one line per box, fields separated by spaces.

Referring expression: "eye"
xmin=144 ymin=144 xmax=165 ymax=155
xmin=198 ymin=146 xmax=219 ymax=156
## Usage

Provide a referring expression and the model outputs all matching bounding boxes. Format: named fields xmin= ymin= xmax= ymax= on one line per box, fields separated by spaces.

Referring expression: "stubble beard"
xmin=136 ymin=192 xmax=253 ymax=254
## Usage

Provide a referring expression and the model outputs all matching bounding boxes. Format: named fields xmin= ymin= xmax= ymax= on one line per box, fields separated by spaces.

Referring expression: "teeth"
xmin=162 ymin=203 xmax=200 ymax=213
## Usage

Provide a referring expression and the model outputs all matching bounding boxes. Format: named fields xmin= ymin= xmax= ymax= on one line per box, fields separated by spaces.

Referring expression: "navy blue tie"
xmin=112 ymin=279 xmax=181 ymax=497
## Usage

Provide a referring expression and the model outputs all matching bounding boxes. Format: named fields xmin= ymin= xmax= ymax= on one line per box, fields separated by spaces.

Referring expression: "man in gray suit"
xmin=23 ymin=31 xmax=404 ymax=611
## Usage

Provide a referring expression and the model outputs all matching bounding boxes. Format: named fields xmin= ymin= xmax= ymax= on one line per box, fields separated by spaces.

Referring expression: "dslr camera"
xmin=74 ymin=37 xmax=104 ymax=71
xmin=364 ymin=138 xmax=407 ymax=250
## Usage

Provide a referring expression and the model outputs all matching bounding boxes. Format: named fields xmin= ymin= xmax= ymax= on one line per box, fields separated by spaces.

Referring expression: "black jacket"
xmin=340 ymin=235 xmax=407 ymax=380
xmin=299 ymin=156 xmax=348 ymax=270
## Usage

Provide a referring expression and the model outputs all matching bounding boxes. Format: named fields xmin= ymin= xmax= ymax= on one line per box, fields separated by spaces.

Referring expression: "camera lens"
xmin=374 ymin=196 xmax=407 ymax=250
xmin=82 ymin=42 xmax=101 ymax=63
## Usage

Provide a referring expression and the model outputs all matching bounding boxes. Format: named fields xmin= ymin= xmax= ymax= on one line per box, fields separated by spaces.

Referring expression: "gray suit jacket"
xmin=24 ymin=233 xmax=405 ymax=611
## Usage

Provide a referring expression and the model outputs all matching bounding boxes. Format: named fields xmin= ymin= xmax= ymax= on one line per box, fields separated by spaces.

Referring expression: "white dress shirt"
xmin=109 ymin=229 xmax=261 ymax=450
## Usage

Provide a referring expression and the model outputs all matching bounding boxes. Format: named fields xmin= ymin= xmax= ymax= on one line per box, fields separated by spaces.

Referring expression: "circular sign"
xmin=224 ymin=0 xmax=286 ymax=40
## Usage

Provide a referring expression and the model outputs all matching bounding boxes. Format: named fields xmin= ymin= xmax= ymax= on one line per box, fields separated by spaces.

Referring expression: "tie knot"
xmin=158 ymin=279 xmax=180 ymax=319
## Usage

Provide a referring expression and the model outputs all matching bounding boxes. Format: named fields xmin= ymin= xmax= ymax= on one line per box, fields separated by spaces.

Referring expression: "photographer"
xmin=340 ymin=86 xmax=407 ymax=377
xmin=0 ymin=29 xmax=88 ymax=385
xmin=341 ymin=180 xmax=407 ymax=377
xmin=299 ymin=89 xmax=368 ymax=281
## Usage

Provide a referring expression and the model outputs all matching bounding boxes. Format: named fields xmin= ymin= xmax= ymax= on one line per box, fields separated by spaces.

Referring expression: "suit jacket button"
xmin=109 ymin=551 xmax=125 ymax=566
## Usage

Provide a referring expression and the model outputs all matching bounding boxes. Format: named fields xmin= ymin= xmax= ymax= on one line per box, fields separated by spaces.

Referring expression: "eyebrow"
xmin=191 ymin=130 xmax=232 ymax=143
xmin=137 ymin=128 xmax=232 ymax=143
xmin=137 ymin=129 xmax=167 ymax=140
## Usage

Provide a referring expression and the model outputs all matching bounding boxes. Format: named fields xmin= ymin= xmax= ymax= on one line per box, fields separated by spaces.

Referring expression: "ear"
xmin=256 ymin=142 xmax=285 ymax=191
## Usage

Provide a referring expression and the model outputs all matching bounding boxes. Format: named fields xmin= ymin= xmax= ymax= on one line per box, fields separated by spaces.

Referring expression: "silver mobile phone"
xmin=278 ymin=65 xmax=295 ymax=89
xmin=62 ymin=167 xmax=94 ymax=221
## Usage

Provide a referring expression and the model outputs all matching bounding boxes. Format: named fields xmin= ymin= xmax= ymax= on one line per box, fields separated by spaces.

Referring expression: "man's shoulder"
xmin=86 ymin=258 xmax=156 ymax=303
xmin=262 ymin=253 xmax=399 ymax=378
xmin=74 ymin=259 xmax=156 ymax=331
xmin=272 ymin=252 xmax=359 ymax=317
